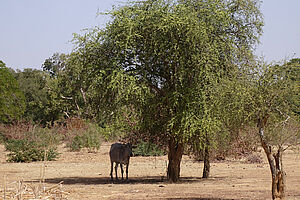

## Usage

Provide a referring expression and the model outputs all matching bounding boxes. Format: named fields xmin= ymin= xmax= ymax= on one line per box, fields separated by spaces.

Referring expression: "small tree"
xmin=252 ymin=63 xmax=300 ymax=200
xmin=220 ymin=61 xmax=300 ymax=200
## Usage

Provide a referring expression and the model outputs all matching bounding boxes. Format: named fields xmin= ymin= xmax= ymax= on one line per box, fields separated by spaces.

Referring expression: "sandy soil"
xmin=0 ymin=143 xmax=299 ymax=200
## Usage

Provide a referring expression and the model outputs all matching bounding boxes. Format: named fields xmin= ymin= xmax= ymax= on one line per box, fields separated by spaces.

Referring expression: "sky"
xmin=0 ymin=0 xmax=299 ymax=70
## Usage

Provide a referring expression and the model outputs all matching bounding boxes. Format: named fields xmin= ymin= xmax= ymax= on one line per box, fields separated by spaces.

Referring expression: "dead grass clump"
xmin=0 ymin=179 xmax=69 ymax=200
xmin=245 ymin=153 xmax=263 ymax=164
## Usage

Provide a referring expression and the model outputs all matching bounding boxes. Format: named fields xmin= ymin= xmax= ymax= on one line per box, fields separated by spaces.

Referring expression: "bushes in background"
xmin=0 ymin=118 xmax=120 ymax=161
xmin=61 ymin=117 xmax=126 ymax=152
xmin=0 ymin=122 xmax=61 ymax=162
xmin=132 ymin=140 xmax=165 ymax=156
xmin=5 ymin=139 xmax=59 ymax=162
xmin=190 ymin=126 xmax=260 ymax=162
xmin=65 ymin=123 xmax=103 ymax=152
xmin=0 ymin=118 xmax=170 ymax=162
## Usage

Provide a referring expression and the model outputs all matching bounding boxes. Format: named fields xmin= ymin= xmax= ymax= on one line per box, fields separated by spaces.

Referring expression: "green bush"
xmin=5 ymin=139 xmax=59 ymax=162
xmin=1 ymin=123 xmax=61 ymax=162
xmin=133 ymin=140 xmax=165 ymax=156
xmin=68 ymin=135 xmax=84 ymax=151
xmin=97 ymin=124 xmax=125 ymax=142
xmin=67 ymin=124 xmax=102 ymax=152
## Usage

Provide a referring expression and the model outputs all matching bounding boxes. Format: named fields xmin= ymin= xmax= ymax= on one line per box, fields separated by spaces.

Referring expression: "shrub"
xmin=5 ymin=139 xmax=59 ymax=162
xmin=190 ymin=127 xmax=259 ymax=161
xmin=0 ymin=122 xmax=61 ymax=162
xmin=66 ymin=123 xmax=102 ymax=152
xmin=133 ymin=140 xmax=165 ymax=156
xmin=98 ymin=125 xmax=121 ymax=141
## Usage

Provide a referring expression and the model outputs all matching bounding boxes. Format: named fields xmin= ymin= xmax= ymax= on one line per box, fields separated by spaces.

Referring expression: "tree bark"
xmin=167 ymin=137 xmax=184 ymax=183
xmin=258 ymin=118 xmax=286 ymax=200
xmin=202 ymin=132 xmax=210 ymax=178
xmin=202 ymin=144 xmax=210 ymax=178
xmin=272 ymin=149 xmax=286 ymax=200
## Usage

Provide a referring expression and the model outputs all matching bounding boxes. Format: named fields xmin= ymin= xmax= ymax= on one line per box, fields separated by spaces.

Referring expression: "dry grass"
xmin=0 ymin=179 xmax=68 ymax=200
xmin=0 ymin=162 xmax=69 ymax=200
xmin=0 ymin=143 xmax=300 ymax=199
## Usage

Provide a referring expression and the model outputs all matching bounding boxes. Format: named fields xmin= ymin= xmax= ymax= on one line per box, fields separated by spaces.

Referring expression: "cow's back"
xmin=109 ymin=143 xmax=129 ymax=164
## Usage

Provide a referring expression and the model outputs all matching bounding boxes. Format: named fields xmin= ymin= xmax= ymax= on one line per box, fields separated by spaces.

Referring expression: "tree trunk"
xmin=258 ymin=118 xmax=286 ymax=200
xmin=202 ymin=144 xmax=210 ymax=178
xmin=271 ymin=149 xmax=286 ymax=200
xmin=202 ymin=132 xmax=210 ymax=178
xmin=167 ymin=137 xmax=184 ymax=182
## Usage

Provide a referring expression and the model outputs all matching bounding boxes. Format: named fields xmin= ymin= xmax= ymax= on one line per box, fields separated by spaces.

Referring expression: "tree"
xmin=218 ymin=60 xmax=300 ymax=200
xmin=42 ymin=53 xmax=86 ymax=122
xmin=43 ymin=52 xmax=85 ymax=119
xmin=0 ymin=61 xmax=25 ymax=123
xmin=252 ymin=63 xmax=299 ymax=200
xmin=286 ymin=58 xmax=300 ymax=119
xmin=99 ymin=0 xmax=263 ymax=182
xmin=42 ymin=53 xmax=67 ymax=78
xmin=14 ymin=68 xmax=63 ymax=125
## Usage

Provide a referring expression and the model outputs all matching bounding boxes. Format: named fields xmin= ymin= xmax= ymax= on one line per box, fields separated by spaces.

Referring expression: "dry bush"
xmin=245 ymin=153 xmax=263 ymax=164
xmin=226 ymin=127 xmax=260 ymax=158
xmin=0 ymin=121 xmax=37 ymax=141
xmin=52 ymin=117 xmax=103 ymax=152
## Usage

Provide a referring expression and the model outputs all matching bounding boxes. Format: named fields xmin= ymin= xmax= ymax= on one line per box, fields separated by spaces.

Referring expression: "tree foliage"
xmin=0 ymin=61 xmax=25 ymax=123
xmin=249 ymin=62 xmax=299 ymax=200
xmin=14 ymin=69 xmax=62 ymax=125
xmin=91 ymin=0 xmax=263 ymax=182
xmin=216 ymin=59 xmax=300 ymax=199
xmin=286 ymin=58 xmax=300 ymax=118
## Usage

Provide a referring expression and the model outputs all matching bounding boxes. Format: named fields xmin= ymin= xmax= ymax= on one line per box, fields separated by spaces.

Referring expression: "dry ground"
xmin=0 ymin=143 xmax=299 ymax=200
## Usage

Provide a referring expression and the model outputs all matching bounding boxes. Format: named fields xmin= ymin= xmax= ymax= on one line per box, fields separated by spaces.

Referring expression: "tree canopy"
xmin=14 ymin=68 xmax=63 ymax=125
xmin=214 ymin=59 xmax=300 ymax=199
xmin=0 ymin=61 xmax=25 ymax=123
xmin=81 ymin=0 xmax=263 ymax=182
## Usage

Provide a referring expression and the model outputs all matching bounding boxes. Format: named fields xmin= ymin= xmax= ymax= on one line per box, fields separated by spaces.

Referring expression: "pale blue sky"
xmin=0 ymin=0 xmax=299 ymax=70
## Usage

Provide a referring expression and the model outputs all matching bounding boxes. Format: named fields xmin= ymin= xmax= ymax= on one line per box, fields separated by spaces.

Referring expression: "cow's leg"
xmin=126 ymin=163 xmax=129 ymax=180
xmin=115 ymin=163 xmax=119 ymax=180
xmin=110 ymin=161 xmax=114 ymax=180
xmin=120 ymin=164 xmax=124 ymax=180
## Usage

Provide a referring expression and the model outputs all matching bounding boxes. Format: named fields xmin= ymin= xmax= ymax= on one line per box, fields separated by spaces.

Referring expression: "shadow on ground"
xmin=42 ymin=176 xmax=224 ymax=185
xmin=166 ymin=198 xmax=235 ymax=200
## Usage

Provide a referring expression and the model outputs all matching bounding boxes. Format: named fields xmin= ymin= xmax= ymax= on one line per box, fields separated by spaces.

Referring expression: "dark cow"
xmin=109 ymin=143 xmax=133 ymax=180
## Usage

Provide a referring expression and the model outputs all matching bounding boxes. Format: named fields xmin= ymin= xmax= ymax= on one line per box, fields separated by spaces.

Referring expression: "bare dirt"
xmin=0 ymin=143 xmax=299 ymax=200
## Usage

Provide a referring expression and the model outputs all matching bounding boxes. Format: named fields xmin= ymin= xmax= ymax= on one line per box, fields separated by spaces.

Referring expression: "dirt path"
xmin=0 ymin=143 xmax=299 ymax=199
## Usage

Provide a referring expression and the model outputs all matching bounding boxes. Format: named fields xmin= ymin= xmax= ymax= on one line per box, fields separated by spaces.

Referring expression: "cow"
xmin=109 ymin=143 xmax=134 ymax=180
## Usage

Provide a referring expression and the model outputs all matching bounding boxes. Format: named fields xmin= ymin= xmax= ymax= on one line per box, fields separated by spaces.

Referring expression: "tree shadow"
xmin=42 ymin=176 xmax=224 ymax=185
xmin=166 ymin=198 xmax=236 ymax=200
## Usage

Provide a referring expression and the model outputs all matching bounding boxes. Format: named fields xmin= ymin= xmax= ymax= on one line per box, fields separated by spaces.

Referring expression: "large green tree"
xmin=54 ymin=28 xmax=147 ymax=129
xmin=0 ymin=61 xmax=25 ymax=123
xmin=99 ymin=0 xmax=263 ymax=182
xmin=42 ymin=53 xmax=92 ymax=123
xmin=14 ymin=68 xmax=63 ymax=125
xmin=43 ymin=53 xmax=82 ymax=119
